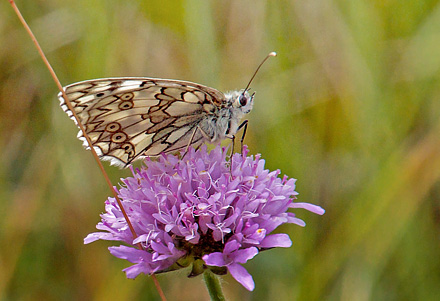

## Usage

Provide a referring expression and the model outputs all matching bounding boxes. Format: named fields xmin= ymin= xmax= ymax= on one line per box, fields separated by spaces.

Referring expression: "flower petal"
xmin=123 ymin=262 xmax=150 ymax=279
xmin=109 ymin=245 xmax=150 ymax=263
xmin=260 ymin=234 xmax=292 ymax=248
xmin=84 ymin=232 xmax=117 ymax=244
xmin=290 ymin=202 xmax=326 ymax=215
xmin=228 ymin=263 xmax=255 ymax=291
xmin=233 ymin=247 xmax=259 ymax=264
xmin=203 ymin=252 xmax=226 ymax=266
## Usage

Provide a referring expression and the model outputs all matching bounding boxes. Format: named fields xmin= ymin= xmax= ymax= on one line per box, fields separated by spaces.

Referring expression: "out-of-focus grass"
xmin=1 ymin=0 xmax=440 ymax=300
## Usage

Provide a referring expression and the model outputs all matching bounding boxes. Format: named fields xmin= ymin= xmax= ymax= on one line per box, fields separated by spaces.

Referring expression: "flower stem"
xmin=203 ymin=270 xmax=226 ymax=301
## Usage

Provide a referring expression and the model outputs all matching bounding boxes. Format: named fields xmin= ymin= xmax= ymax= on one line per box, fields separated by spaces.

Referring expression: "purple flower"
xmin=84 ymin=145 xmax=325 ymax=291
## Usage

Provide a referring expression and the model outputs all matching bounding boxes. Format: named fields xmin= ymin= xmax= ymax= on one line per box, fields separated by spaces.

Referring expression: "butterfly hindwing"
xmin=58 ymin=77 xmax=226 ymax=166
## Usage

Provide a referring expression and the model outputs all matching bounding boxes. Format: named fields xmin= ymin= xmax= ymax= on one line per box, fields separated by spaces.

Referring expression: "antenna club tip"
xmin=269 ymin=51 xmax=277 ymax=57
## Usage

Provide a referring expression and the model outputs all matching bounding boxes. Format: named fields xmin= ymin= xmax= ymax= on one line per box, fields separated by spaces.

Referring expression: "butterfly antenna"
xmin=242 ymin=51 xmax=277 ymax=94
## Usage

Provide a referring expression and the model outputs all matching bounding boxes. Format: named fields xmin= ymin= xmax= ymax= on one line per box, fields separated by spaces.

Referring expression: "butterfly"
xmin=58 ymin=52 xmax=276 ymax=167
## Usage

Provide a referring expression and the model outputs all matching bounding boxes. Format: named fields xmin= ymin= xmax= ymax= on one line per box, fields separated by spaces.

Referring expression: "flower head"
xmin=85 ymin=145 xmax=325 ymax=291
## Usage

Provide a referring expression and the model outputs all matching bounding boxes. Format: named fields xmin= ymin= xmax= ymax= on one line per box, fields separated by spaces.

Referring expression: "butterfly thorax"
xmin=200 ymin=90 xmax=253 ymax=143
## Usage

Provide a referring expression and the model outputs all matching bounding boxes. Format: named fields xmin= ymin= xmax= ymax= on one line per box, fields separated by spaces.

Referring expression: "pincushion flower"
xmin=84 ymin=145 xmax=325 ymax=291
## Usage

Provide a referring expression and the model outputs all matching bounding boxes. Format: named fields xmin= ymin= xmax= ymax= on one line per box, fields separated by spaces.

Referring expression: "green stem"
xmin=203 ymin=270 xmax=226 ymax=301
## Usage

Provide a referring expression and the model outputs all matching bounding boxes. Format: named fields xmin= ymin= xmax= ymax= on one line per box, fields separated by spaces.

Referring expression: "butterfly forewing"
xmin=58 ymin=77 xmax=227 ymax=167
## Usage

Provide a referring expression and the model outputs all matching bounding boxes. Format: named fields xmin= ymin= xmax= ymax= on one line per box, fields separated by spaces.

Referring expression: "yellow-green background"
xmin=1 ymin=0 xmax=440 ymax=300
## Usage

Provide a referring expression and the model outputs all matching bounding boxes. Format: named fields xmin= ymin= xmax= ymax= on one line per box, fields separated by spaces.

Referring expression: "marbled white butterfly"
xmin=58 ymin=52 xmax=276 ymax=167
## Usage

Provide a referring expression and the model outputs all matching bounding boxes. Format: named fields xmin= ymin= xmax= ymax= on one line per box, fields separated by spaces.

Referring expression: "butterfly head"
xmin=231 ymin=90 xmax=255 ymax=114
xmin=230 ymin=52 xmax=275 ymax=115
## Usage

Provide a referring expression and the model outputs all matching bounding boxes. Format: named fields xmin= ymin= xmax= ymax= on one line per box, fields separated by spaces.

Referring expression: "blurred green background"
xmin=1 ymin=0 xmax=440 ymax=300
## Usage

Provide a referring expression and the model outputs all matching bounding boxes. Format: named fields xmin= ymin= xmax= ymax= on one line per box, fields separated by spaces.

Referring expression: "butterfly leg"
xmin=227 ymin=120 xmax=248 ymax=173
xmin=181 ymin=126 xmax=200 ymax=159
xmin=181 ymin=125 xmax=212 ymax=159
xmin=237 ymin=120 xmax=248 ymax=154
xmin=224 ymin=134 xmax=236 ymax=164
xmin=227 ymin=120 xmax=248 ymax=155
xmin=228 ymin=136 xmax=237 ymax=174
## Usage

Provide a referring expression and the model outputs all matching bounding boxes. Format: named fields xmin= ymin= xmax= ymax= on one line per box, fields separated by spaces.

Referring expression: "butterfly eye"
xmin=239 ymin=94 xmax=247 ymax=106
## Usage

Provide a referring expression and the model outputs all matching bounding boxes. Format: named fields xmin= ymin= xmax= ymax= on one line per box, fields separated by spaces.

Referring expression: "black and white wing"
xmin=58 ymin=77 xmax=226 ymax=167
